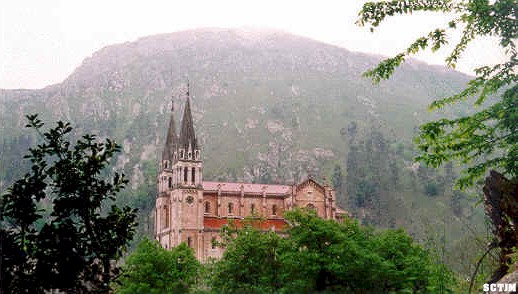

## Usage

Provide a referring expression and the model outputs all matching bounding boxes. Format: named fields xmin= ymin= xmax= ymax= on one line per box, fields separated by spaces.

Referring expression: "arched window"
xmin=180 ymin=150 xmax=184 ymax=159
xmin=184 ymin=167 xmax=188 ymax=182
xmin=250 ymin=203 xmax=256 ymax=214
xmin=228 ymin=202 xmax=234 ymax=214
xmin=306 ymin=203 xmax=316 ymax=210
xmin=204 ymin=201 xmax=211 ymax=214
xmin=272 ymin=204 xmax=277 ymax=215
xmin=163 ymin=205 xmax=169 ymax=228
xmin=164 ymin=161 xmax=168 ymax=169
xmin=187 ymin=237 xmax=192 ymax=248
xmin=168 ymin=177 xmax=172 ymax=188
xmin=192 ymin=167 xmax=196 ymax=183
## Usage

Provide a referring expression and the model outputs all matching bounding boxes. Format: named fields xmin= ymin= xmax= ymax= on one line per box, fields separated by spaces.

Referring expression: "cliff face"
xmin=0 ymin=28 xmax=479 ymax=244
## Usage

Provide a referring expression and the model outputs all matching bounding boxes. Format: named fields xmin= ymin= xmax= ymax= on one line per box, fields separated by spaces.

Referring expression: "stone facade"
xmin=155 ymin=87 xmax=346 ymax=261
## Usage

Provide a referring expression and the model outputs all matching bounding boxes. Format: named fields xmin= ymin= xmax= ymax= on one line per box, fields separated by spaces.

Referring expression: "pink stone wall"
xmin=156 ymin=179 xmax=342 ymax=261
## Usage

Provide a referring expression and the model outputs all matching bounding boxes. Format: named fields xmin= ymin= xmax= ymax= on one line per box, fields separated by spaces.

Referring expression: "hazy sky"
xmin=1 ymin=0 xmax=507 ymax=89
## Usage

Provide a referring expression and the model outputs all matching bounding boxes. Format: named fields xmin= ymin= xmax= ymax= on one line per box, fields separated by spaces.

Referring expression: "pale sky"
xmin=0 ymin=0 xmax=507 ymax=89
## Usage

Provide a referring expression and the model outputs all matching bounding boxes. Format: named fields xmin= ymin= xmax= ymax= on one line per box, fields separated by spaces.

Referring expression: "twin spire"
xmin=162 ymin=82 xmax=198 ymax=163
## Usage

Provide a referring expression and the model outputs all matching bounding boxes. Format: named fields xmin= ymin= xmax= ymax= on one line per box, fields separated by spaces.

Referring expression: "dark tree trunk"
xmin=483 ymin=170 xmax=518 ymax=283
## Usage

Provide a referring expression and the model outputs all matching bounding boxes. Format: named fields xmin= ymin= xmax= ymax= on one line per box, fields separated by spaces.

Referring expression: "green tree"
xmin=280 ymin=209 xmax=376 ymax=293
xmin=0 ymin=114 xmax=137 ymax=293
xmin=357 ymin=0 xmax=517 ymax=188
xmin=116 ymin=238 xmax=199 ymax=294
xmin=212 ymin=220 xmax=283 ymax=294
xmin=371 ymin=229 xmax=455 ymax=292
xmin=282 ymin=209 xmax=452 ymax=293
xmin=211 ymin=210 xmax=453 ymax=293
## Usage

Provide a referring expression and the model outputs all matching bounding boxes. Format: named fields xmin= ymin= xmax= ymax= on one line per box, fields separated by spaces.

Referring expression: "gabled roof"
xmin=295 ymin=178 xmax=326 ymax=194
xmin=202 ymin=181 xmax=291 ymax=195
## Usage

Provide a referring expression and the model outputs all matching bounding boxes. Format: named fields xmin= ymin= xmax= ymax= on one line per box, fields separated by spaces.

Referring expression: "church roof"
xmin=179 ymin=89 xmax=198 ymax=151
xmin=202 ymin=181 xmax=291 ymax=195
xmin=162 ymin=100 xmax=177 ymax=162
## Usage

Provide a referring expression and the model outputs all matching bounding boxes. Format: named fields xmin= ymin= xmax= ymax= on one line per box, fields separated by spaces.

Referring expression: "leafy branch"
xmin=358 ymin=0 xmax=517 ymax=187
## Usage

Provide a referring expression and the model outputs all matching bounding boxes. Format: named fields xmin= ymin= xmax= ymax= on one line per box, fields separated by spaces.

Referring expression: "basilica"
xmin=155 ymin=87 xmax=347 ymax=261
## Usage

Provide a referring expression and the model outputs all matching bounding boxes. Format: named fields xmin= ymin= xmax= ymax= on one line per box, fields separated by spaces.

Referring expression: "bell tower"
xmin=175 ymin=81 xmax=203 ymax=188
xmin=156 ymin=93 xmax=177 ymax=249
xmin=156 ymin=82 xmax=204 ymax=258
xmin=174 ymin=81 xmax=204 ymax=258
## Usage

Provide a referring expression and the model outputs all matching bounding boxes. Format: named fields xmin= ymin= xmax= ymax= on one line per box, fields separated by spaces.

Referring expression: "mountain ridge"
xmin=1 ymin=28 xmax=471 ymax=92
xmin=0 ymin=28 xmax=482 ymax=259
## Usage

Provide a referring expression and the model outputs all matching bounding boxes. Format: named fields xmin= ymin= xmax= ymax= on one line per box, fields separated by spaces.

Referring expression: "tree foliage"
xmin=358 ymin=0 xmax=517 ymax=188
xmin=0 ymin=114 xmax=137 ymax=293
xmin=212 ymin=222 xmax=283 ymax=294
xmin=211 ymin=210 xmax=454 ymax=293
xmin=116 ymin=238 xmax=199 ymax=294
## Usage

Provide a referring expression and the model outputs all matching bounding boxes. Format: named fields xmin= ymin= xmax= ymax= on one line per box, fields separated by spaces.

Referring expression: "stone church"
xmin=155 ymin=87 xmax=347 ymax=261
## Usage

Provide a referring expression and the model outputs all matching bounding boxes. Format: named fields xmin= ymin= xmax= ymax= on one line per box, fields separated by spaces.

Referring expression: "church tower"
xmin=156 ymin=83 xmax=204 ymax=259
xmin=156 ymin=94 xmax=177 ymax=249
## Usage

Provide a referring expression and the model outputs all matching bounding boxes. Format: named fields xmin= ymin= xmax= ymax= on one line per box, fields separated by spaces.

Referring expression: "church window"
xmin=164 ymin=161 xmax=168 ymax=169
xmin=250 ymin=204 xmax=256 ymax=214
xmin=186 ymin=195 xmax=194 ymax=205
xmin=188 ymin=151 xmax=192 ymax=159
xmin=211 ymin=237 xmax=217 ymax=249
xmin=184 ymin=167 xmax=188 ymax=182
xmin=272 ymin=205 xmax=277 ymax=215
xmin=228 ymin=203 xmax=234 ymax=214
xmin=164 ymin=205 xmax=169 ymax=228
xmin=168 ymin=177 xmax=172 ymax=188
xmin=192 ymin=167 xmax=196 ymax=183
xmin=204 ymin=201 xmax=210 ymax=214
xmin=187 ymin=237 xmax=192 ymax=248
xmin=306 ymin=203 xmax=316 ymax=211
xmin=180 ymin=150 xmax=184 ymax=159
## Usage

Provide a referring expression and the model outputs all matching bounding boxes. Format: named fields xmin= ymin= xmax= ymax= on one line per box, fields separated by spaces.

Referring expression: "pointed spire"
xmin=162 ymin=94 xmax=178 ymax=163
xmin=179 ymin=81 xmax=198 ymax=152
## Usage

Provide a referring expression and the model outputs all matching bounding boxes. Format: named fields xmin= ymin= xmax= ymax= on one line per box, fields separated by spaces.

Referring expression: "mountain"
xmin=0 ymin=28 xmax=483 ymax=261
